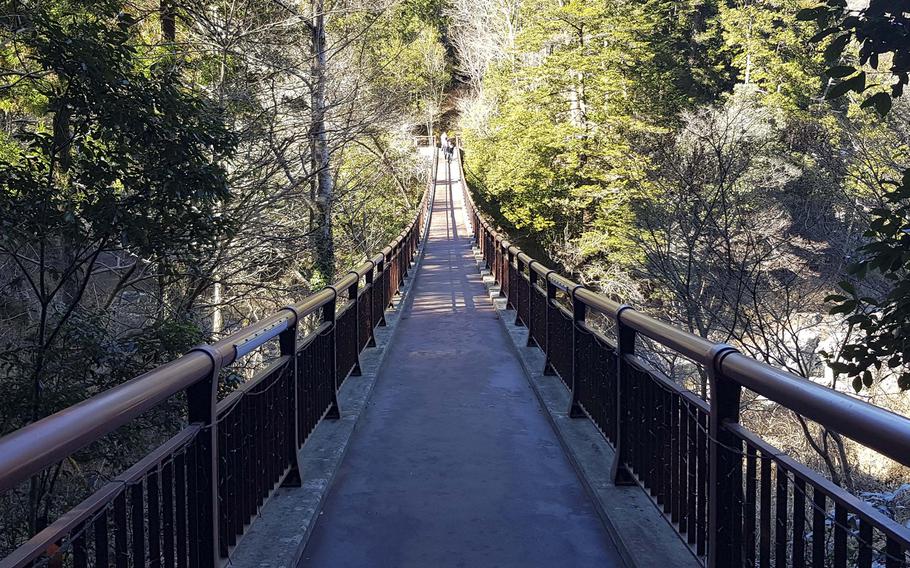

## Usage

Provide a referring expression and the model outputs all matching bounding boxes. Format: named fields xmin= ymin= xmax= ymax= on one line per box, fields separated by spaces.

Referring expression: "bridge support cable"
xmin=455 ymin=142 xmax=910 ymax=568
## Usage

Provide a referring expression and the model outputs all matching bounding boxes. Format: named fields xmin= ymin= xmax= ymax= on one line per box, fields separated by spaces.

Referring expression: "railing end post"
xmin=185 ymin=344 xmax=223 ymax=565
xmin=611 ymin=304 xmax=637 ymax=486
xmin=279 ymin=305 xmax=303 ymax=488
xmin=706 ymin=343 xmax=743 ymax=568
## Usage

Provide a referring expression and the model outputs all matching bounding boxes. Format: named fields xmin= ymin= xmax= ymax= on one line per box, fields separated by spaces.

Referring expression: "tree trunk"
xmin=310 ymin=0 xmax=334 ymax=282
xmin=161 ymin=0 xmax=175 ymax=42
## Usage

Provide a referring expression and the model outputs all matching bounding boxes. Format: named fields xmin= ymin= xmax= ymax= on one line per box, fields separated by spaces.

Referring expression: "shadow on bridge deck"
xmin=297 ymin=153 xmax=625 ymax=567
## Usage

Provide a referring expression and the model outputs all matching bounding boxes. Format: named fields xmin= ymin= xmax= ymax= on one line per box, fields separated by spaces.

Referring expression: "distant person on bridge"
xmin=441 ymin=132 xmax=454 ymax=163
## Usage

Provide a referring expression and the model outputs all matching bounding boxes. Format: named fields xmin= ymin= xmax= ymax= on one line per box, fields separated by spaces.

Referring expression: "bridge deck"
xmin=298 ymin=152 xmax=623 ymax=567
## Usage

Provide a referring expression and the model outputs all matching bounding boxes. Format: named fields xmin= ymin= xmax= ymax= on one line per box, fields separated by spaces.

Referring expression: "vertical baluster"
xmin=185 ymin=345 xmax=222 ymax=568
xmin=175 ymin=452 xmax=187 ymax=568
xmin=114 ymin=491 xmax=128 ymax=568
xmin=242 ymin=382 xmax=253 ymax=526
xmin=775 ymin=464 xmax=788 ymax=566
xmin=148 ymin=467 xmax=161 ymax=567
xmin=186 ymin=439 xmax=199 ymax=566
xmin=885 ymin=537 xmax=904 ymax=568
xmin=687 ymin=401 xmax=697 ymax=546
xmin=675 ymin=394 xmax=685 ymax=527
xmin=95 ymin=507 xmax=109 ymax=567
xmin=162 ymin=460 xmax=174 ymax=568
xmin=612 ymin=305 xmax=636 ymax=486
xmin=605 ymin=343 xmax=615 ymax=442
xmin=542 ymin=273 xmax=557 ymax=376
xmin=569 ymin=287 xmax=586 ymax=418
xmin=793 ymin=476 xmax=806 ymax=568
xmin=280 ymin=305 xmax=302 ymax=491
xmin=811 ymin=488 xmax=825 ymax=568
xmin=697 ymin=408 xmax=708 ymax=557
xmin=375 ymin=259 xmax=387 ymax=327
xmin=265 ymin=371 xmax=274 ymax=498
xmin=633 ymin=367 xmax=642 ymax=476
xmin=744 ymin=445 xmax=757 ymax=566
xmin=231 ymin=404 xmax=242 ymax=538
xmin=73 ymin=523 xmax=87 ymax=568
xmin=323 ymin=289 xmax=340 ymax=420
xmin=365 ymin=264 xmax=377 ymax=346
xmin=217 ymin=419 xmax=229 ymax=553
xmin=515 ymin=256 xmax=525 ymax=326
xmin=666 ymin=388 xmax=675 ymax=517
xmin=834 ymin=503 xmax=847 ymax=567
xmin=857 ymin=519 xmax=872 ymax=568
xmin=652 ymin=378 xmax=661 ymax=501
xmin=256 ymin=376 xmax=265 ymax=506
xmin=348 ymin=277 xmax=362 ymax=377
xmin=760 ymin=455 xmax=772 ymax=568
xmin=527 ymin=265 xmax=538 ymax=347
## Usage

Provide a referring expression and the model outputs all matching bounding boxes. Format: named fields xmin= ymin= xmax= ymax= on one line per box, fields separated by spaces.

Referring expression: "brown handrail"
xmin=457 ymin=147 xmax=910 ymax=466
xmin=456 ymin=144 xmax=910 ymax=566
xmin=0 ymin=167 xmax=434 ymax=495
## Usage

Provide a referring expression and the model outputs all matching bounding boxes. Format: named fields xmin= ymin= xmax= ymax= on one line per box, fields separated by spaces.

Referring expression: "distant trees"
xmin=456 ymin=0 xmax=910 ymax=494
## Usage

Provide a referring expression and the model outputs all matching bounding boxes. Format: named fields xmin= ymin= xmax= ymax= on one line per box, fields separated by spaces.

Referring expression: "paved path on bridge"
xmin=299 ymin=152 xmax=623 ymax=567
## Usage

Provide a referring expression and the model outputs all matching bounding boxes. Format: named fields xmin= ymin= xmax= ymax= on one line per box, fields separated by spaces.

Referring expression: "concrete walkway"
xmin=298 ymin=152 xmax=624 ymax=568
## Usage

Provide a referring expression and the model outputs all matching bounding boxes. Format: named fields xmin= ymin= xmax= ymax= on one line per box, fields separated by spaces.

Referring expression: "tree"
xmin=0 ymin=0 xmax=234 ymax=535
xmin=718 ymin=0 xmax=828 ymax=110
xmin=802 ymin=0 xmax=910 ymax=390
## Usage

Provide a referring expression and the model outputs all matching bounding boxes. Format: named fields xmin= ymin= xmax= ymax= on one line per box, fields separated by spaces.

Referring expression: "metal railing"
xmin=457 ymin=147 xmax=910 ymax=568
xmin=0 ymin=150 xmax=438 ymax=568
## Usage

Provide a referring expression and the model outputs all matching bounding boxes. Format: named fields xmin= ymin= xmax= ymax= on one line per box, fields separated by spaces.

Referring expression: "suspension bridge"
xmin=2 ymin=146 xmax=910 ymax=568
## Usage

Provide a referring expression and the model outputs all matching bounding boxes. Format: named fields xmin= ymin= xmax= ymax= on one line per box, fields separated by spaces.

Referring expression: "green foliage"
xmin=828 ymin=169 xmax=910 ymax=391
xmin=0 ymin=0 xmax=235 ymax=425
xmin=718 ymin=0 xmax=829 ymax=110
xmin=802 ymin=0 xmax=909 ymax=113
xmin=463 ymin=0 xmax=702 ymax=272
xmin=811 ymin=0 xmax=910 ymax=390
xmin=332 ymin=0 xmax=449 ymax=119
xmin=0 ymin=1 xmax=235 ymax=262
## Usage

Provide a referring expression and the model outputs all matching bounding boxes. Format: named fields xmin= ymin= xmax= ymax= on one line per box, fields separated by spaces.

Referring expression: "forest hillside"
xmin=451 ymin=0 xmax=910 ymax=518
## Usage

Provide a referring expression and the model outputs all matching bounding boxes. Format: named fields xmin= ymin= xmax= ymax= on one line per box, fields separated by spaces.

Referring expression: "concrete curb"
xmin=472 ymin=252 xmax=702 ymax=568
xmin=226 ymin=218 xmax=433 ymax=568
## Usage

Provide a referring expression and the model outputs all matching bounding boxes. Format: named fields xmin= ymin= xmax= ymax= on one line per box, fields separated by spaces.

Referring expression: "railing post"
xmin=515 ymin=255 xmax=526 ymax=327
xmin=279 ymin=306 xmax=302 ymax=487
xmin=503 ymin=246 xmax=510 ymax=295
xmin=376 ymin=258 xmax=387 ymax=327
xmin=568 ymin=286 xmax=586 ymax=418
xmin=527 ymin=263 xmax=539 ymax=347
xmin=486 ymin=233 xmax=492 ymax=270
xmin=495 ymin=242 xmax=500 ymax=284
xmin=505 ymin=247 xmax=515 ymax=305
xmin=365 ymin=262 xmax=377 ymax=346
xmin=348 ymin=274 xmax=363 ymax=377
xmin=707 ymin=344 xmax=743 ymax=568
xmin=324 ymin=288 xmax=341 ymax=420
xmin=612 ymin=306 xmax=636 ymax=485
xmin=543 ymin=272 xmax=557 ymax=376
xmin=185 ymin=345 xmax=222 ymax=567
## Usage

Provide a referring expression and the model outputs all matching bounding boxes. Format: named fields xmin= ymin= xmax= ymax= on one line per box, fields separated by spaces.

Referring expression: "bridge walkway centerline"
xmin=297 ymin=151 xmax=624 ymax=567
